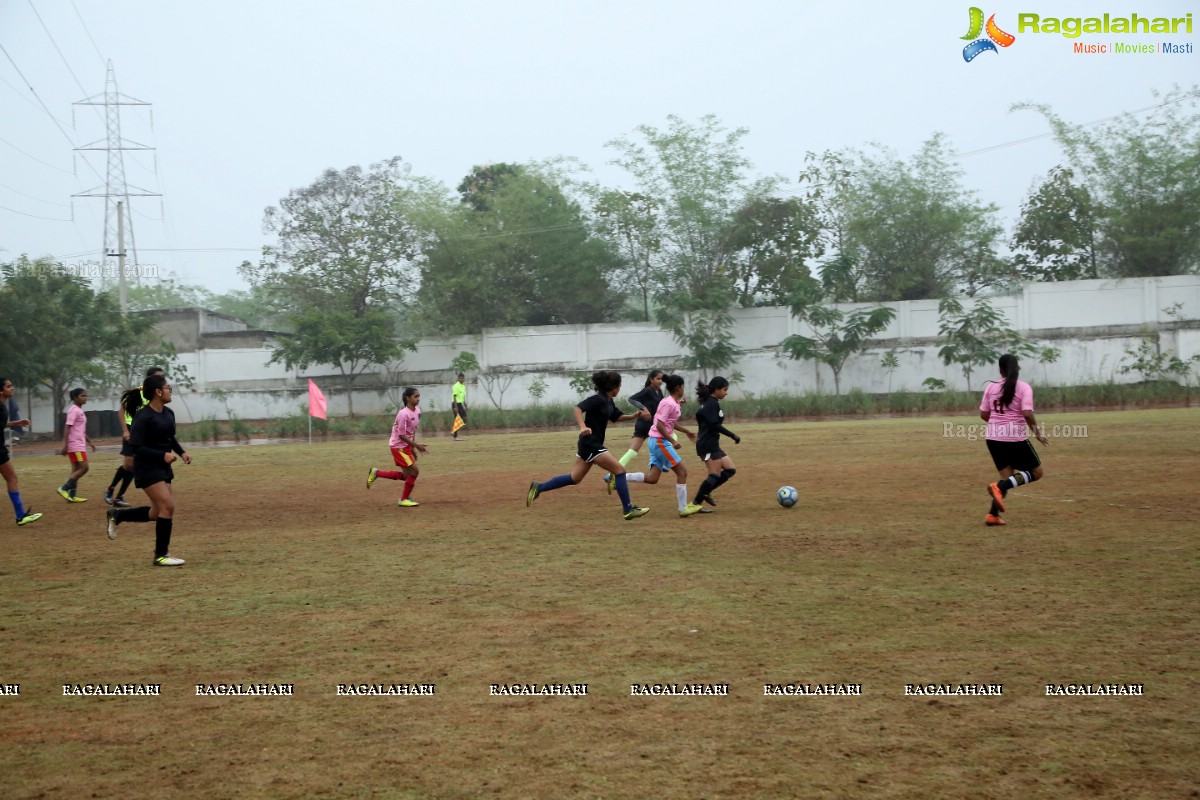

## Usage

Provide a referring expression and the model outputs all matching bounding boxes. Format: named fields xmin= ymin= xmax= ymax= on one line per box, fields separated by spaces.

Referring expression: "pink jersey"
xmin=979 ymin=379 xmax=1034 ymax=441
xmin=65 ymin=405 xmax=87 ymax=452
xmin=389 ymin=405 xmax=421 ymax=449
xmin=648 ymin=394 xmax=681 ymax=439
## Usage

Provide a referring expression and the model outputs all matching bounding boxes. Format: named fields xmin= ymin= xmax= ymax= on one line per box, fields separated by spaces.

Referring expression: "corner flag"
xmin=308 ymin=379 xmax=327 ymax=420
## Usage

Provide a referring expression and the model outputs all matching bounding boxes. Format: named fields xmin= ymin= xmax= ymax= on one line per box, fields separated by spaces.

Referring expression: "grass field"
xmin=1 ymin=408 xmax=1197 ymax=799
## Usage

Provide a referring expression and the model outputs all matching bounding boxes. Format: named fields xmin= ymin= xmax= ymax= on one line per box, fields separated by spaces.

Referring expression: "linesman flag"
xmin=452 ymin=414 xmax=466 ymax=434
xmin=308 ymin=379 xmax=328 ymax=420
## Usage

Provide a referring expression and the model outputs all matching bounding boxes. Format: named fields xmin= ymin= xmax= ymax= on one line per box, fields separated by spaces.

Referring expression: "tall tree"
xmin=0 ymin=258 xmax=123 ymax=429
xmin=593 ymin=190 xmax=662 ymax=321
xmin=607 ymin=115 xmax=780 ymax=374
xmin=722 ymin=195 xmax=822 ymax=307
xmin=799 ymin=151 xmax=864 ymax=303
xmin=804 ymin=136 xmax=1006 ymax=302
xmin=417 ymin=163 xmax=623 ymax=334
xmin=244 ymin=158 xmax=433 ymax=415
xmin=848 ymin=135 xmax=1006 ymax=301
xmin=1011 ymin=166 xmax=1099 ymax=281
xmin=1015 ymin=86 xmax=1200 ymax=278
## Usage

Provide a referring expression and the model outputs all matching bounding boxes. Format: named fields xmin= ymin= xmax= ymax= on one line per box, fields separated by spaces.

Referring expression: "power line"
xmin=0 ymin=180 xmax=72 ymax=207
xmin=954 ymin=90 xmax=1200 ymax=159
xmin=0 ymin=202 xmax=72 ymax=222
xmin=0 ymin=132 xmax=73 ymax=173
xmin=0 ymin=42 xmax=104 ymax=185
xmin=70 ymin=0 xmax=107 ymax=69
xmin=27 ymin=0 xmax=96 ymax=100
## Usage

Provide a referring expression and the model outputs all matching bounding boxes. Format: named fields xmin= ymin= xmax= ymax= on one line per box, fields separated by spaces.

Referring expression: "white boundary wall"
xmin=31 ymin=276 xmax=1200 ymax=427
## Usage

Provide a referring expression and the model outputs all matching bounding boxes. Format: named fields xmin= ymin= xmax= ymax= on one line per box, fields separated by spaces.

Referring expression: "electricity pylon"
xmin=73 ymin=60 xmax=159 ymax=309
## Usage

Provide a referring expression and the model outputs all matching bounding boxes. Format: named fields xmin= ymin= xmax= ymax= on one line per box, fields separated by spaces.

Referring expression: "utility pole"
xmin=117 ymin=200 xmax=127 ymax=311
xmin=72 ymin=60 xmax=159 ymax=304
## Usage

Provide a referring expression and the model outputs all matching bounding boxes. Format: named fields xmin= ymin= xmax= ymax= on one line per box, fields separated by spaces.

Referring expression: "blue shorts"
xmin=647 ymin=437 xmax=682 ymax=472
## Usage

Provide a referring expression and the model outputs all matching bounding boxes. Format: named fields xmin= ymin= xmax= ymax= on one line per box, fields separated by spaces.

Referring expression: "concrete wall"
xmin=24 ymin=276 xmax=1200 ymax=429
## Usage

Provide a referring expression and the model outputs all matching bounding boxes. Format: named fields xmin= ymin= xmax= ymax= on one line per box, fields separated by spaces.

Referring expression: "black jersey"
xmin=628 ymin=385 xmax=663 ymax=415
xmin=695 ymin=396 xmax=736 ymax=455
xmin=577 ymin=392 xmax=622 ymax=449
xmin=628 ymin=385 xmax=663 ymax=438
xmin=129 ymin=405 xmax=185 ymax=467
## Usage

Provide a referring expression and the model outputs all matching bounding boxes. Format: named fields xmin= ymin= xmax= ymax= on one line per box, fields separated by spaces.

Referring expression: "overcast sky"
xmin=1 ymin=0 xmax=1195 ymax=295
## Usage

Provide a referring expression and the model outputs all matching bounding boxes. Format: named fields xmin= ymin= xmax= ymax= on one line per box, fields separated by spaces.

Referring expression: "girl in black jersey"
xmin=692 ymin=376 xmax=740 ymax=509
xmin=602 ymin=369 xmax=665 ymax=491
xmin=527 ymin=370 xmax=651 ymax=521
xmin=0 ymin=378 xmax=41 ymax=526
xmin=105 ymin=374 xmax=191 ymax=566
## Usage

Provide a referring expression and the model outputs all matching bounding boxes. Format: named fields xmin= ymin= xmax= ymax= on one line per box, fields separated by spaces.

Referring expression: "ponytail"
xmin=696 ymin=375 xmax=729 ymax=403
xmin=119 ymin=388 xmax=143 ymax=419
xmin=994 ymin=354 xmax=1019 ymax=412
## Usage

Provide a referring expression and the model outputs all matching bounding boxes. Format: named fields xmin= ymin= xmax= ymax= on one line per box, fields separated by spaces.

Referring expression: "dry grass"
xmin=1 ymin=409 xmax=1197 ymax=799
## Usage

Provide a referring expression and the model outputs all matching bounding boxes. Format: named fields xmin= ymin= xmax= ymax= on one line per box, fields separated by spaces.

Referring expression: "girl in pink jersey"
xmin=622 ymin=375 xmax=702 ymax=517
xmin=57 ymin=387 xmax=96 ymax=502
xmin=980 ymin=354 xmax=1050 ymax=526
xmin=366 ymin=387 xmax=427 ymax=507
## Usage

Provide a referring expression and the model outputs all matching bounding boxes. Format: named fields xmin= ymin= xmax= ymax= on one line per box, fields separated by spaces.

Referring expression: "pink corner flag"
xmin=308 ymin=379 xmax=327 ymax=420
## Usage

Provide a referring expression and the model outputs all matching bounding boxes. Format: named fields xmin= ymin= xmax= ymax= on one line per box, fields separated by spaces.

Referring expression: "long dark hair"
xmin=644 ymin=369 xmax=665 ymax=387
xmin=994 ymin=354 xmax=1020 ymax=411
xmin=591 ymin=370 xmax=622 ymax=394
xmin=121 ymin=374 xmax=168 ymax=418
xmin=696 ymin=376 xmax=729 ymax=402
xmin=663 ymin=374 xmax=685 ymax=394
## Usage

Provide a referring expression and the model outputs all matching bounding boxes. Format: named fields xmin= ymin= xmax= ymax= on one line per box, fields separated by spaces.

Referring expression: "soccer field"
xmin=1 ymin=408 xmax=1197 ymax=799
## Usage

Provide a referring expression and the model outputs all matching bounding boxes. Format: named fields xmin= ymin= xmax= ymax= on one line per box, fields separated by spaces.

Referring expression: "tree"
xmin=96 ymin=312 xmax=193 ymax=395
xmin=417 ymin=163 xmax=623 ymax=334
xmin=936 ymin=296 xmax=1035 ymax=390
xmin=1011 ymin=166 xmax=1100 ymax=281
xmin=593 ymin=190 xmax=662 ymax=321
xmin=607 ymin=115 xmax=779 ymax=372
xmin=880 ymin=351 xmax=901 ymax=393
xmin=267 ymin=305 xmax=415 ymax=417
xmin=804 ymin=136 xmax=1007 ymax=302
xmin=780 ymin=301 xmax=896 ymax=395
xmin=0 ymin=258 xmax=123 ymax=430
xmin=109 ymin=278 xmax=214 ymax=311
xmin=723 ymin=195 xmax=822 ymax=307
xmin=799 ymin=151 xmax=864 ymax=303
xmin=244 ymin=158 xmax=432 ymax=415
xmin=1014 ymin=86 xmax=1200 ymax=278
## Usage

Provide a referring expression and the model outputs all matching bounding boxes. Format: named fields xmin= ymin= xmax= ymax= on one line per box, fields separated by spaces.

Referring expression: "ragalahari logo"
xmin=962 ymin=7 xmax=1016 ymax=61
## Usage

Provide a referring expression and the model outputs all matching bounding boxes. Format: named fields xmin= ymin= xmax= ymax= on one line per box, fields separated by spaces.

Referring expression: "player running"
xmin=526 ymin=370 xmax=651 ymax=521
xmin=621 ymin=374 xmax=702 ymax=517
xmin=366 ymin=387 xmax=427 ymax=507
xmin=981 ymin=353 xmax=1050 ymax=526
xmin=692 ymin=376 xmax=740 ymax=510
xmin=57 ymin=388 xmax=96 ymax=502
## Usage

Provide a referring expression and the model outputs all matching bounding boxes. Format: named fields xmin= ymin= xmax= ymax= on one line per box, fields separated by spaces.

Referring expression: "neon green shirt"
xmin=452 ymin=381 xmax=466 ymax=404
xmin=123 ymin=388 xmax=150 ymax=426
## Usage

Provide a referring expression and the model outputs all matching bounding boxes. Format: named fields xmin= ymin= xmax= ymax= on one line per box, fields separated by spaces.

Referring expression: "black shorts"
xmin=986 ymin=439 xmax=1041 ymax=473
xmin=133 ymin=465 xmax=173 ymax=489
xmin=576 ymin=434 xmax=608 ymax=463
xmin=632 ymin=419 xmax=653 ymax=440
xmin=453 ymin=402 xmax=468 ymax=422
xmin=120 ymin=438 xmax=135 ymax=458
xmin=0 ymin=446 xmax=8 ymax=468
xmin=697 ymin=447 xmax=727 ymax=463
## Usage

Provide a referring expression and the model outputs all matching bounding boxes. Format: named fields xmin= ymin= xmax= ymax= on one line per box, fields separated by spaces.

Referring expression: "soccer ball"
xmin=776 ymin=486 xmax=798 ymax=508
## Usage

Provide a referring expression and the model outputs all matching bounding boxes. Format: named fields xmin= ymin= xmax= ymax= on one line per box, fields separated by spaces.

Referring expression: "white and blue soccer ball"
xmin=776 ymin=485 xmax=798 ymax=508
